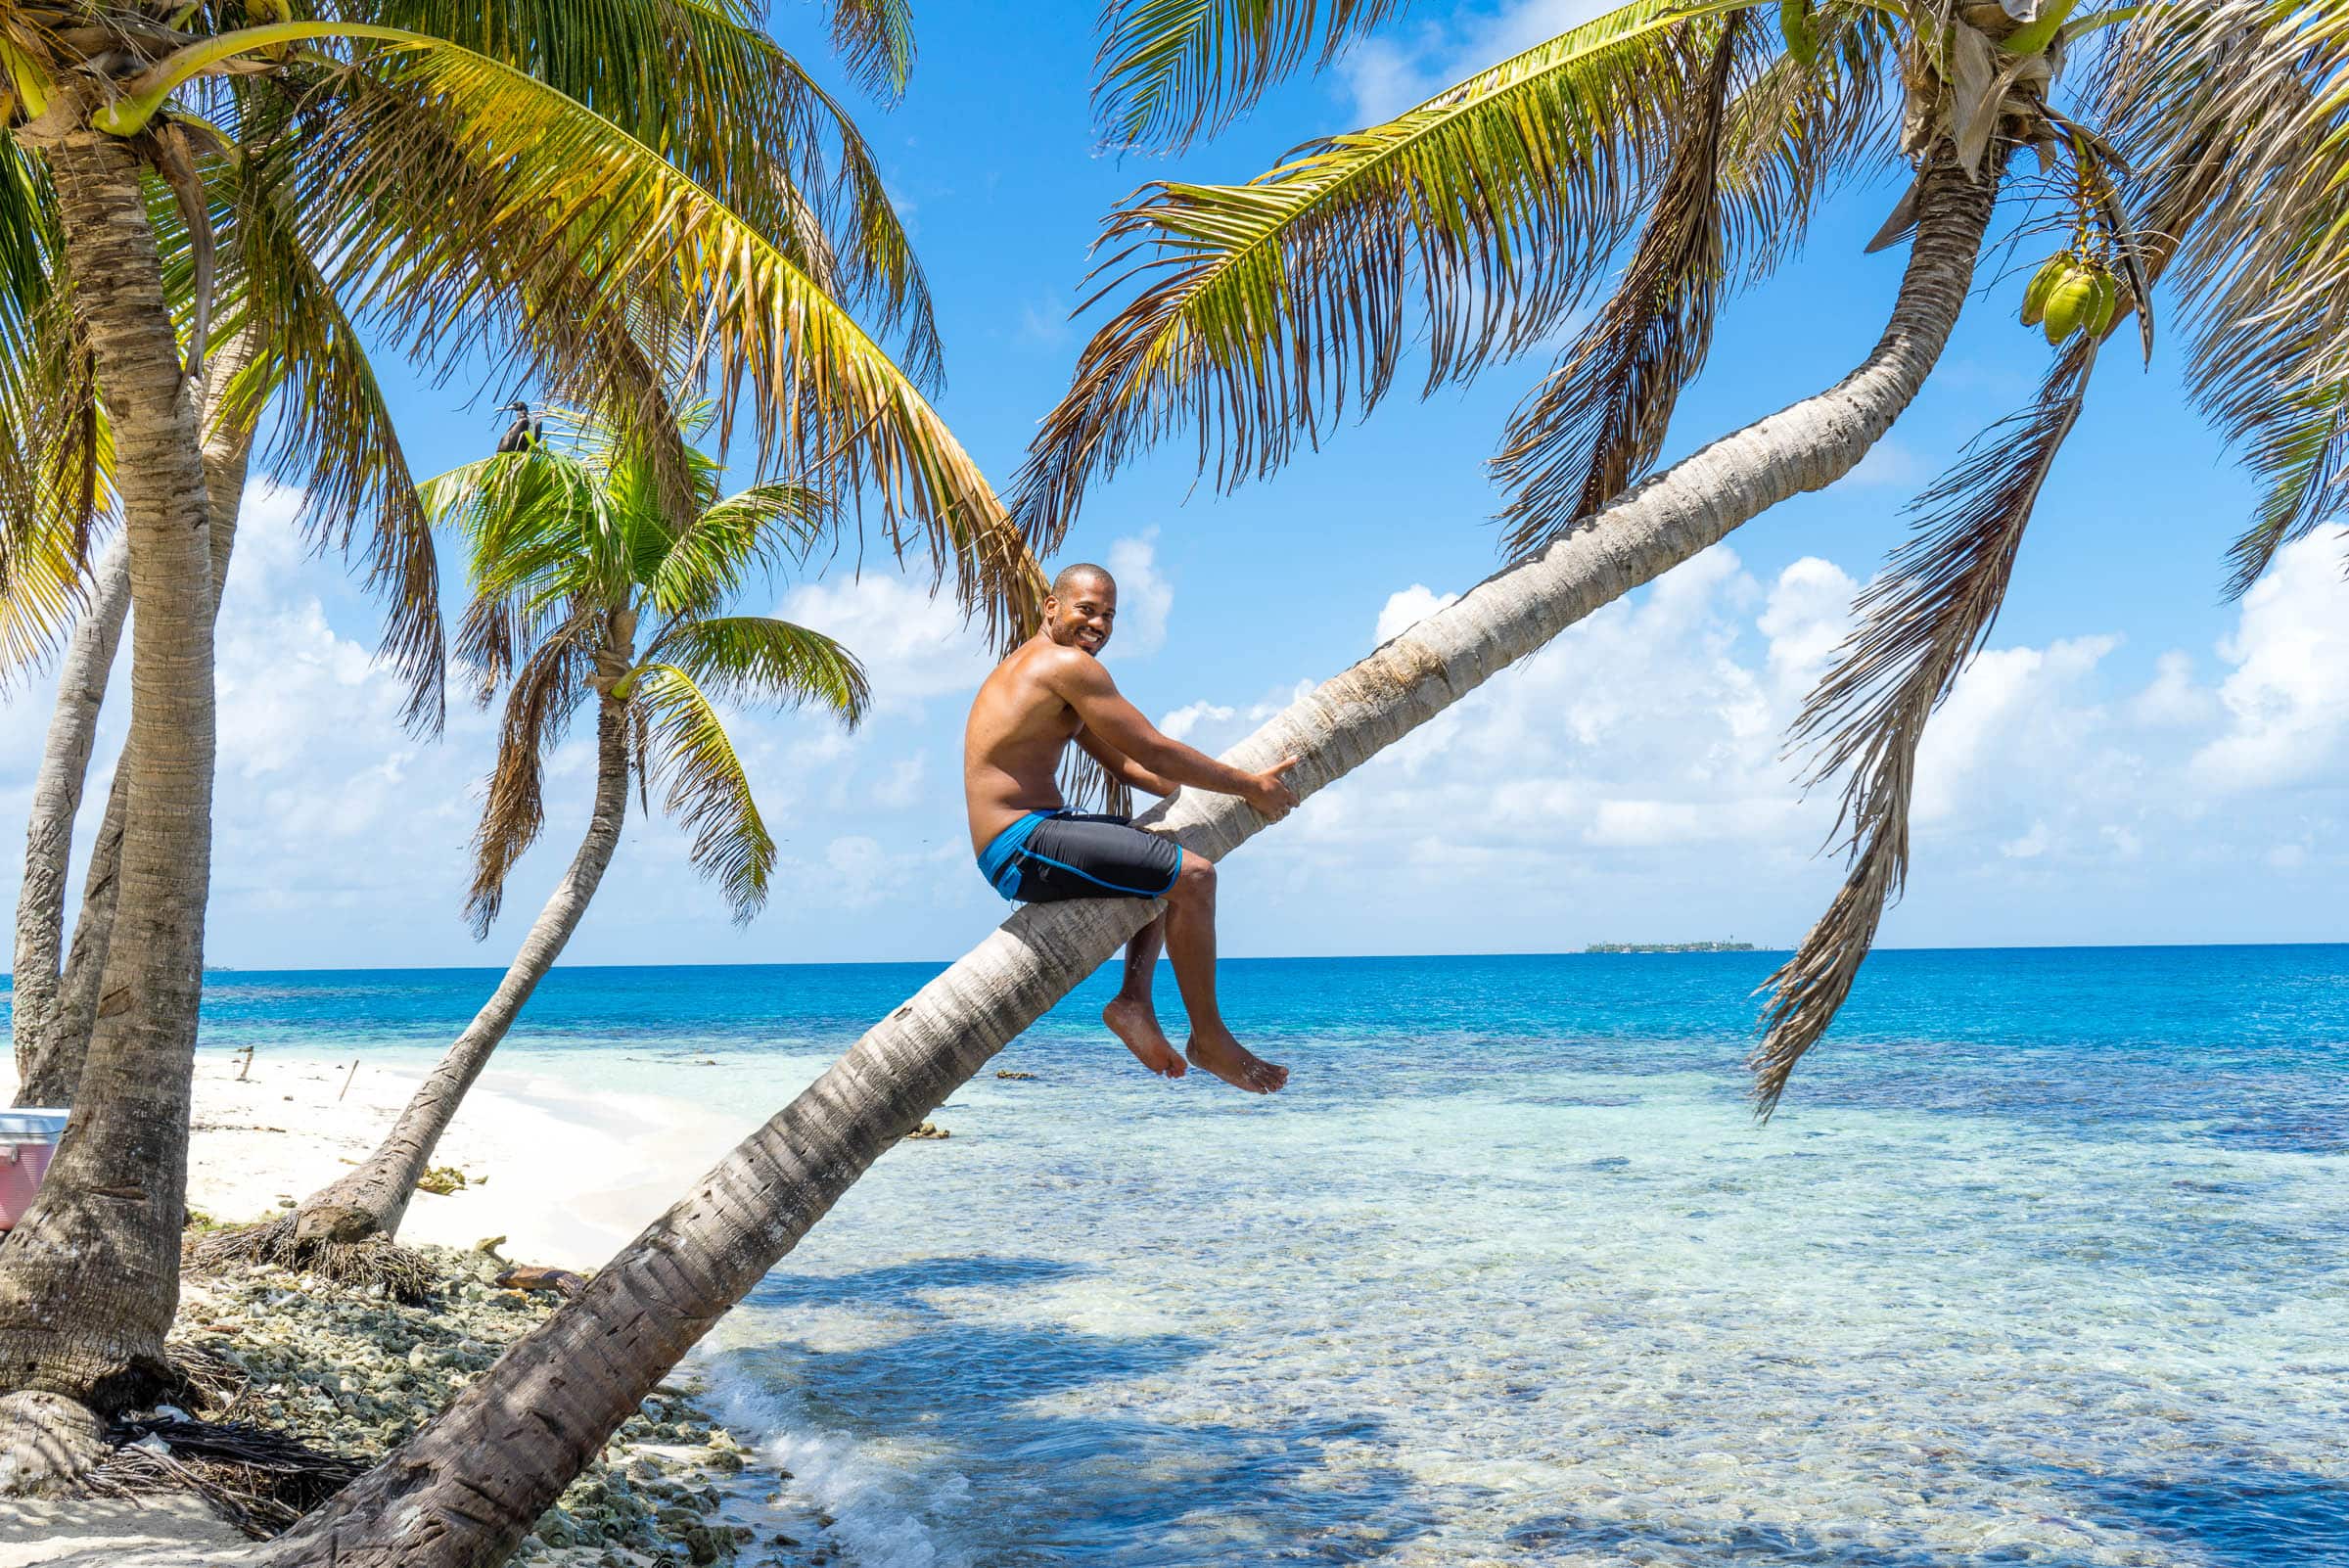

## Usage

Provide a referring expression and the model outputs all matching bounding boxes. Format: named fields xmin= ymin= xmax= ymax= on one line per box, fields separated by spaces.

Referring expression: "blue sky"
xmin=4 ymin=0 xmax=2345 ymax=970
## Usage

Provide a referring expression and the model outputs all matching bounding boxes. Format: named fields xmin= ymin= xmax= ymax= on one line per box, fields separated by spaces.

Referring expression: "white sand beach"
xmin=181 ymin=1049 xmax=763 ymax=1270
xmin=0 ymin=1050 xmax=776 ymax=1566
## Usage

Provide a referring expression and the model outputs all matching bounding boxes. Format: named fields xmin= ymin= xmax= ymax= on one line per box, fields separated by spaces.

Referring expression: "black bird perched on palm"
xmin=495 ymin=399 xmax=542 ymax=454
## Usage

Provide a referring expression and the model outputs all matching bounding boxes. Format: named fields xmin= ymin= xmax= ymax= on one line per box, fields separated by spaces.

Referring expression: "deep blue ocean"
xmin=23 ymin=945 xmax=2349 ymax=1564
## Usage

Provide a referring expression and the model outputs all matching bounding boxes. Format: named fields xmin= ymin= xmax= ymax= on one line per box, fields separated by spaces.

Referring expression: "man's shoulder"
xmin=1023 ymin=641 xmax=1112 ymax=689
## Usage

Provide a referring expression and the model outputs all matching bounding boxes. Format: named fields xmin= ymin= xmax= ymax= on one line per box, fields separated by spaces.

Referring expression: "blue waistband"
xmin=977 ymin=810 xmax=1054 ymax=896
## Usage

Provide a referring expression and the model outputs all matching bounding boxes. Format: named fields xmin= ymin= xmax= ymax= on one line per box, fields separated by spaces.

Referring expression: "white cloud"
xmin=2001 ymin=821 xmax=2050 ymax=859
xmin=1016 ymin=292 xmax=1071 ymax=351
xmin=1832 ymin=438 xmax=1927 ymax=492
xmin=1103 ymin=530 xmax=1173 ymax=659
xmin=1338 ymin=1 xmax=1618 ymax=120
xmin=1202 ymin=534 xmax=2349 ymax=950
xmin=779 ymin=572 xmax=994 ymax=710
xmin=2189 ymin=527 xmax=2349 ymax=792
xmin=1756 ymin=556 xmax=1859 ymax=697
xmin=1375 ymin=584 xmax=1460 ymax=645
xmin=1160 ymin=701 xmax=1234 ymax=743
xmin=873 ymin=754 xmax=928 ymax=810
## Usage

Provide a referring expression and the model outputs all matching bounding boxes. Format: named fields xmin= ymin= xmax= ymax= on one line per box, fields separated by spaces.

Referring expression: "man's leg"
xmin=1102 ymin=914 xmax=1183 ymax=1078
xmin=1162 ymin=854 xmax=1288 ymax=1093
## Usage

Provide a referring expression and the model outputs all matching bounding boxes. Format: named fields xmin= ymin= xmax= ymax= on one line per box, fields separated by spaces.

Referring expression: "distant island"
xmin=1586 ymin=942 xmax=1757 ymax=953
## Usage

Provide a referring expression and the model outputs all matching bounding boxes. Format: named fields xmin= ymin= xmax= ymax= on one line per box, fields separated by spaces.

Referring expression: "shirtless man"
xmin=964 ymin=563 xmax=1299 ymax=1092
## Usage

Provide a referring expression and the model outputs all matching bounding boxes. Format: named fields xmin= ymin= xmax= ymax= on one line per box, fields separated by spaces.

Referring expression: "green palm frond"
xmin=643 ymin=482 xmax=833 ymax=621
xmin=1017 ymin=0 xmax=1731 ymax=551
xmin=0 ymin=130 xmax=112 ymax=682
xmin=630 ymin=662 xmax=778 ymax=921
xmin=345 ymin=0 xmax=939 ymax=376
xmin=1094 ymin=0 xmax=1418 ymax=152
xmin=641 ymin=615 xmax=870 ymax=722
xmin=428 ymin=446 xmax=633 ymax=619
xmin=288 ymin=37 xmax=1032 ymax=640
xmin=1754 ymin=346 xmax=2096 ymax=1117
xmin=2100 ymin=0 xmax=2349 ymax=592
xmin=466 ymin=607 xmax=600 ymax=935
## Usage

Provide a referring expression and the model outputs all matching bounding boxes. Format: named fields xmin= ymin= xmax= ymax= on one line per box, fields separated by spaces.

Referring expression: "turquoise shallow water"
xmin=23 ymin=945 xmax=2349 ymax=1564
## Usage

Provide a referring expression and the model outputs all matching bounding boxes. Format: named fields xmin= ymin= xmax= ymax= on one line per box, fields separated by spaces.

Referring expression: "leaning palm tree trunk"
xmin=0 ymin=110 xmax=219 ymax=1421
xmin=215 ymin=701 xmax=631 ymax=1263
xmin=12 ymin=328 xmax=260 ymax=1110
xmin=260 ymin=152 xmax=1997 ymax=1568
xmin=8 ymin=535 xmax=128 ymax=1100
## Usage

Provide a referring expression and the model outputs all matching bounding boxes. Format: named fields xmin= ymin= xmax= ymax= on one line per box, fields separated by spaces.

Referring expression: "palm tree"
xmin=259 ymin=4 xmax=2349 ymax=1558
xmin=0 ymin=0 xmax=1029 ymax=1446
xmin=1020 ymin=0 xmax=2338 ymax=1112
xmin=204 ymin=416 xmax=870 ymax=1275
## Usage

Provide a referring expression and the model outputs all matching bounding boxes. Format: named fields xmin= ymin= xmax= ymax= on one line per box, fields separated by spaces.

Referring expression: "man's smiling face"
xmin=1044 ymin=573 xmax=1117 ymax=656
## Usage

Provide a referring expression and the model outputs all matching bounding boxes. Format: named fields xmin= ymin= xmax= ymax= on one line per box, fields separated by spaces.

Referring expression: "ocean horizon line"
xmin=1 ymin=937 xmax=2338 ymax=985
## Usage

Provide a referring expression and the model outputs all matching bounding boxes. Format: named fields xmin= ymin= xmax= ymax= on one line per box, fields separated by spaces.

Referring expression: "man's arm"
xmin=1075 ymin=727 xmax=1182 ymax=799
xmin=1043 ymin=650 xmax=1298 ymax=819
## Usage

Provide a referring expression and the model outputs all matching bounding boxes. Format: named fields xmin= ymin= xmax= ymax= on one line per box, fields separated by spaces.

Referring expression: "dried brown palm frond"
xmin=828 ymin=0 xmax=918 ymax=103
xmin=86 ymin=1417 xmax=368 ymax=1539
xmin=1752 ymin=343 xmax=2097 ymax=1116
xmin=1713 ymin=0 xmax=1903 ymax=284
xmin=1493 ymin=17 xmax=1752 ymax=554
xmin=1018 ymin=0 xmax=1708 ymax=551
xmin=1093 ymin=0 xmax=1417 ymax=152
xmin=2098 ymin=0 xmax=2349 ymax=593
xmin=1492 ymin=1 xmax=1906 ymax=553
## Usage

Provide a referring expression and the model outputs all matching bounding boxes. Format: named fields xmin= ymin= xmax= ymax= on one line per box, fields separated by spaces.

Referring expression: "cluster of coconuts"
xmin=2020 ymin=252 xmax=2123 ymax=345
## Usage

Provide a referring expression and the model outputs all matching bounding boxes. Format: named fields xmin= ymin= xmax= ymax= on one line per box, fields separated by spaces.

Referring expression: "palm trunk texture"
xmin=12 ymin=329 xmax=259 ymax=1110
xmin=259 ymin=153 xmax=1998 ymax=1567
xmin=290 ymin=700 xmax=632 ymax=1247
xmin=0 ymin=111 xmax=219 ymax=1415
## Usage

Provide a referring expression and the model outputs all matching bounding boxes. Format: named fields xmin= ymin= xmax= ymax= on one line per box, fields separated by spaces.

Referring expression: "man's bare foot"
xmin=1104 ymin=996 xmax=1185 ymax=1079
xmin=1184 ymin=1029 xmax=1288 ymax=1094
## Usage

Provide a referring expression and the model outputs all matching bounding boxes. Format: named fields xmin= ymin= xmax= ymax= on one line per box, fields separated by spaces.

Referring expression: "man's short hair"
xmin=1050 ymin=563 xmax=1115 ymax=600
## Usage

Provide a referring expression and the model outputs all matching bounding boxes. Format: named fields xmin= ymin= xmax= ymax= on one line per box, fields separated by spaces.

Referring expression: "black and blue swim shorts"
xmin=975 ymin=810 xmax=1183 ymax=903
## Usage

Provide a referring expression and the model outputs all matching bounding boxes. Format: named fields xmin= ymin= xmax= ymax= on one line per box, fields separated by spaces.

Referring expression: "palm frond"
xmin=343 ymin=0 xmax=939 ymax=375
xmin=1094 ymin=0 xmax=1417 ymax=152
xmin=1018 ymin=0 xmax=1717 ymax=552
xmin=1713 ymin=0 xmax=1901 ymax=283
xmin=294 ymin=39 xmax=1032 ymax=640
xmin=827 ymin=0 xmax=917 ymax=102
xmin=1492 ymin=16 xmax=1751 ymax=554
xmin=2099 ymin=0 xmax=2349 ymax=592
xmin=465 ymin=608 xmax=599 ymax=935
xmin=630 ymin=663 xmax=778 ymax=920
xmin=216 ymin=139 xmax=445 ymax=733
xmin=426 ymin=446 xmax=631 ymax=619
xmin=1752 ymin=346 xmax=2096 ymax=1116
xmin=0 ymin=130 xmax=111 ymax=680
xmin=641 ymin=614 xmax=870 ymax=722
xmin=642 ymin=481 xmax=833 ymax=621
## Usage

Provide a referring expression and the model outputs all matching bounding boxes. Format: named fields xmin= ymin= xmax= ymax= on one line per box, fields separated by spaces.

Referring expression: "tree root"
xmin=186 ymin=1216 xmax=439 ymax=1304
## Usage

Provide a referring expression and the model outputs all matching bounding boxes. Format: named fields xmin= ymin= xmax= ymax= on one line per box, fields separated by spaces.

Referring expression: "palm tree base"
xmin=0 ymin=1390 xmax=110 ymax=1496
xmin=187 ymin=1219 xmax=438 ymax=1306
